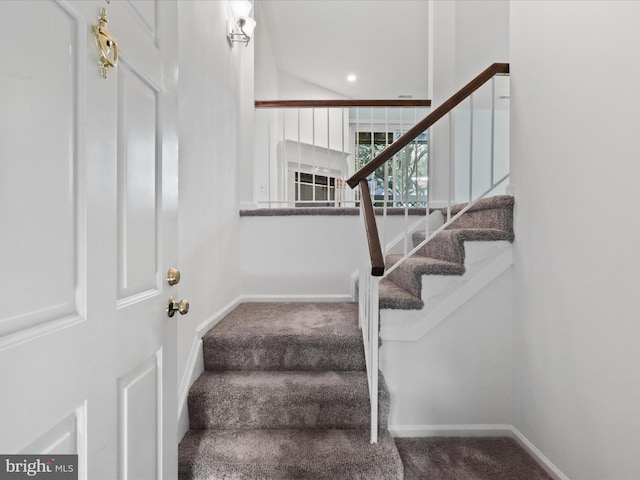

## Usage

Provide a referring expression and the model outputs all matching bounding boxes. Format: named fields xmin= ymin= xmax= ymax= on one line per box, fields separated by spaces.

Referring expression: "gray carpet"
xmin=380 ymin=195 xmax=515 ymax=310
xmin=239 ymin=207 xmax=428 ymax=216
xmin=180 ymin=302 xmax=403 ymax=480
xmin=187 ymin=370 xmax=390 ymax=430
xmin=202 ymin=302 xmax=365 ymax=371
xmin=180 ymin=428 xmax=403 ymax=480
xmin=395 ymin=437 xmax=553 ymax=480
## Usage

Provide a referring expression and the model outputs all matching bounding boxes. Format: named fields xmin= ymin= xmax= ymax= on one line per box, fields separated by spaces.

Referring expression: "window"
xmin=294 ymin=172 xmax=337 ymax=207
xmin=355 ymin=130 xmax=428 ymax=207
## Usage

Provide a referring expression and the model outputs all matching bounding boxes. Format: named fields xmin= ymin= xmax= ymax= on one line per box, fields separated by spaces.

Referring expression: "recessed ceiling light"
xmin=347 ymin=74 xmax=357 ymax=83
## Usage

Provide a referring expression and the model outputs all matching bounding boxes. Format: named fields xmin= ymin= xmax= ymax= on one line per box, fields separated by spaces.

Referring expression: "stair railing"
xmin=253 ymin=100 xmax=431 ymax=209
xmin=351 ymin=63 xmax=510 ymax=444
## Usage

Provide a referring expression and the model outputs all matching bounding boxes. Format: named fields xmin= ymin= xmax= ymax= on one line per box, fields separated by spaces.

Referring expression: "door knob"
xmin=167 ymin=297 xmax=189 ymax=317
xmin=167 ymin=267 xmax=181 ymax=286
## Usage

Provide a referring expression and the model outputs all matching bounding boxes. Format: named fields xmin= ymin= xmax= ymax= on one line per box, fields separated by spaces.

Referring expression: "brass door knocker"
xmin=93 ymin=8 xmax=118 ymax=79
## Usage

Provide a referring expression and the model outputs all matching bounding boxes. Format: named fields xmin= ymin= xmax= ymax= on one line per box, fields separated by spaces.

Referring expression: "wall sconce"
xmin=228 ymin=1 xmax=256 ymax=47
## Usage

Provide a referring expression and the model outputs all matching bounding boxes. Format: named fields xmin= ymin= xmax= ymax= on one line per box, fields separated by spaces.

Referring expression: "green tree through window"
xmin=355 ymin=131 xmax=428 ymax=207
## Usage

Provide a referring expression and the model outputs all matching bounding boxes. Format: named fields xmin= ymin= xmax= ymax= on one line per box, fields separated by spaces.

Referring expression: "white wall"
xmin=278 ymin=71 xmax=347 ymax=100
xmin=240 ymin=214 xmax=433 ymax=296
xmin=383 ymin=269 xmax=513 ymax=430
xmin=428 ymin=0 xmax=509 ymax=204
xmin=177 ymin=0 xmax=246 ymax=433
xmin=453 ymin=1 xmax=509 ymax=91
xmin=510 ymin=2 xmax=640 ymax=479
xmin=254 ymin=2 xmax=278 ymax=101
xmin=240 ymin=216 xmax=360 ymax=297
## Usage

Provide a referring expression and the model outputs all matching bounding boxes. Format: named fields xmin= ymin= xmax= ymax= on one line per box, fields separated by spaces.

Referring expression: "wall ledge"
xmin=240 ymin=207 xmax=429 ymax=216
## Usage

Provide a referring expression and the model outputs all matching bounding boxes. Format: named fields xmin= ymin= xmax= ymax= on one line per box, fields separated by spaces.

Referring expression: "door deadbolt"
xmin=167 ymin=297 xmax=189 ymax=317
xmin=167 ymin=267 xmax=181 ymax=286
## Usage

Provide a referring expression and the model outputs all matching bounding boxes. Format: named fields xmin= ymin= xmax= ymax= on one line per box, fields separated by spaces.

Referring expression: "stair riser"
xmin=179 ymin=429 xmax=404 ymax=480
xmin=420 ymin=232 xmax=465 ymax=265
xmin=189 ymin=395 xmax=378 ymax=430
xmin=203 ymin=341 xmax=366 ymax=371
xmin=448 ymin=206 xmax=513 ymax=232
xmin=188 ymin=372 xmax=390 ymax=430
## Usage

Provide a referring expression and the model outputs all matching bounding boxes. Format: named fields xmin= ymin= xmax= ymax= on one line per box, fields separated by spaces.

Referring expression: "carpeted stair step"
xmin=179 ymin=428 xmax=404 ymax=480
xmin=380 ymin=196 xmax=515 ymax=311
xmin=385 ymin=253 xmax=464 ymax=299
xmin=188 ymin=370 xmax=391 ymax=429
xmin=418 ymin=228 xmax=513 ymax=259
xmin=203 ymin=302 xmax=365 ymax=371
xmin=379 ymin=278 xmax=424 ymax=310
xmin=447 ymin=194 xmax=515 ymax=232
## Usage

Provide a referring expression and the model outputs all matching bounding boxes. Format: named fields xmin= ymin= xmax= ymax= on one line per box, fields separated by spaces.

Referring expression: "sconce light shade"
xmin=228 ymin=0 xmax=256 ymax=47
xmin=240 ymin=17 xmax=256 ymax=37
xmin=230 ymin=0 xmax=252 ymax=20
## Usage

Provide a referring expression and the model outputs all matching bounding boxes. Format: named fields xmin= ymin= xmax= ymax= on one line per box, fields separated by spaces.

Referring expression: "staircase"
xmin=178 ymin=302 xmax=404 ymax=480
xmin=380 ymin=195 xmax=514 ymax=311
xmin=179 ymin=196 xmax=514 ymax=479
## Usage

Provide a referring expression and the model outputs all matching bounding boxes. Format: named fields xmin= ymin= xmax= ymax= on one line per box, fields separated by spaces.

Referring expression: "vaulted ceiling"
xmin=258 ymin=0 xmax=429 ymax=100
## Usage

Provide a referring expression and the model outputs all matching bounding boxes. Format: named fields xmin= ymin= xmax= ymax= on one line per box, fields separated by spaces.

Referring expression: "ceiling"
xmin=258 ymin=0 xmax=429 ymax=100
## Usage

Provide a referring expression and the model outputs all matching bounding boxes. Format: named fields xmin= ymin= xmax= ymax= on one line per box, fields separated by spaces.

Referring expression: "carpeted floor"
xmin=395 ymin=436 xmax=554 ymax=480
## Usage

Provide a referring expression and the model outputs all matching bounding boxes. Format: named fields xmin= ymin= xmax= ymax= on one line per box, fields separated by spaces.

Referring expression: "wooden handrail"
xmin=255 ymin=99 xmax=431 ymax=108
xmin=346 ymin=63 xmax=509 ymax=189
xmin=359 ymin=180 xmax=385 ymax=276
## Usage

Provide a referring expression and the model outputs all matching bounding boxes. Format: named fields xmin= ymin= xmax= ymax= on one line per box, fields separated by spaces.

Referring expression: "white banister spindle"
xmin=369 ymin=107 xmax=374 ymax=205
xmin=403 ymin=143 xmax=409 ymax=257
xmin=327 ymin=108 xmax=331 ymax=205
xmin=267 ymin=110 xmax=272 ymax=207
xmin=340 ymin=107 xmax=346 ymax=206
xmin=448 ymin=112 xmax=454 ymax=220
xmin=468 ymin=94 xmax=474 ymax=202
xmin=297 ymin=109 xmax=301 ymax=205
xmin=356 ymin=107 xmax=360 ymax=205
xmin=490 ymin=76 xmax=496 ymax=187
xmin=312 ymin=108 xmax=316 ymax=203
xmin=382 ymin=107 xmax=389 ymax=252
xmin=368 ymin=276 xmax=379 ymax=444
xmin=278 ymin=110 xmax=287 ymax=207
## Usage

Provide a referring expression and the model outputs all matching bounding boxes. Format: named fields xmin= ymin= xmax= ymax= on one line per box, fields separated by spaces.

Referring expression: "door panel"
xmin=117 ymin=63 xmax=160 ymax=303
xmin=118 ymin=350 xmax=162 ymax=480
xmin=126 ymin=0 xmax=157 ymax=42
xmin=0 ymin=0 xmax=83 ymax=342
xmin=0 ymin=1 xmax=178 ymax=478
xmin=20 ymin=403 xmax=87 ymax=458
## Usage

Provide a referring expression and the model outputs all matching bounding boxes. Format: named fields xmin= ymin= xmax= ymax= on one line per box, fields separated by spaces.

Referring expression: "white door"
xmin=0 ymin=1 xmax=179 ymax=479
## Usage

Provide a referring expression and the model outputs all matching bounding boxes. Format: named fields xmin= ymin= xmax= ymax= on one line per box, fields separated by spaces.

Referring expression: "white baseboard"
xmin=510 ymin=426 xmax=571 ymax=480
xmin=389 ymin=424 xmax=569 ymax=480
xmin=177 ymin=338 xmax=203 ymax=441
xmin=195 ymin=296 xmax=245 ymax=336
xmin=239 ymin=294 xmax=354 ymax=303
xmin=178 ymin=295 xmax=244 ymax=441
